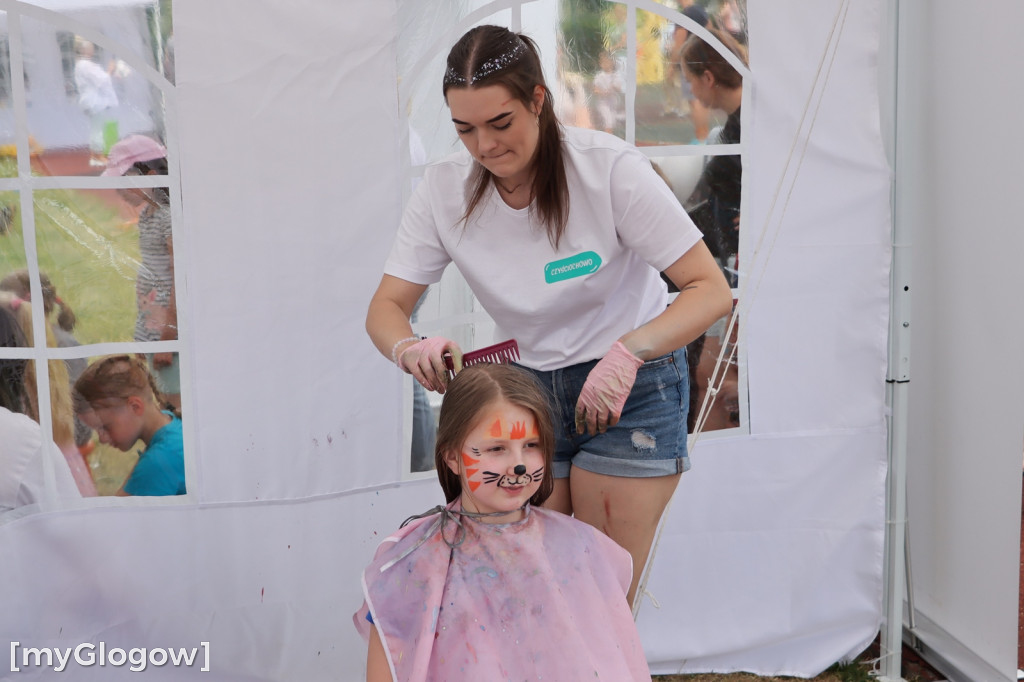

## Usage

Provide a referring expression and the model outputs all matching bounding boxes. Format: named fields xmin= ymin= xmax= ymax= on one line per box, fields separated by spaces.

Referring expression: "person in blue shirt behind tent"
xmin=74 ymin=354 xmax=185 ymax=497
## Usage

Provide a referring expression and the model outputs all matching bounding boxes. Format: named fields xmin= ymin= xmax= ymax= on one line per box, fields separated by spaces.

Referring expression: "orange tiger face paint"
xmin=448 ymin=400 xmax=545 ymax=523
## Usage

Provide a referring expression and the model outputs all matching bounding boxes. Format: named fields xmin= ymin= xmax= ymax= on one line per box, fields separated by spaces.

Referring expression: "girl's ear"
xmin=443 ymin=449 xmax=461 ymax=477
xmin=126 ymin=395 xmax=146 ymax=415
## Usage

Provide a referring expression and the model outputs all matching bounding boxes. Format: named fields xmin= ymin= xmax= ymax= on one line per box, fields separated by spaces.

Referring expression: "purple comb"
xmin=444 ymin=339 xmax=520 ymax=378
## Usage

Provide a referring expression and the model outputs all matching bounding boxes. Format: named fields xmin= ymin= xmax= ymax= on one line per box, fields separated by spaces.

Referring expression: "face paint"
xmin=480 ymin=466 xmax=543 ymax=489
xmin=452 ymin=400 xmax=545 ymax=522
xmin=457 ymin=451 xmax=481 ymax=491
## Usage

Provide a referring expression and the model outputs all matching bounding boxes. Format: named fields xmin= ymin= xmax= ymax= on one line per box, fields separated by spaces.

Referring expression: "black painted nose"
xmin=513 ymin=464 xmax=526 ymax=476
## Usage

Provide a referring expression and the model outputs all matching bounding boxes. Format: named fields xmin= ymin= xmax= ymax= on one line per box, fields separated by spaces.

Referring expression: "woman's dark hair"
xmin=681 ymin=26 xmax=747 ymax=89
xmin=443 ymin=25 xmax=569 ymax=248
xmin=0 ymin=306 xmax=29 ymax=413
xmin=434 ymin=363 xmax=555 ymax=507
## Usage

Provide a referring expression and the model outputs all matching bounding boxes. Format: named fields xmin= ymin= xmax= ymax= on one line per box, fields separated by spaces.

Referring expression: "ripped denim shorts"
xmin=516 ymin=346 xmax=689 ymax=479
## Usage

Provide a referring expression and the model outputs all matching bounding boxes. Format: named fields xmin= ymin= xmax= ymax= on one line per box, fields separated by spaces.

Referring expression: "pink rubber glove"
xmin=397 ymin=336 xmax=463 ymax=394
xmin=575 ymin=341 xmax=644 ymax=435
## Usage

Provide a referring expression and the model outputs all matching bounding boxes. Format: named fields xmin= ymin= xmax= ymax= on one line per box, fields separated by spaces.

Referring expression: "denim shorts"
xmin=517 ymin=346 xmax=690 ymax=479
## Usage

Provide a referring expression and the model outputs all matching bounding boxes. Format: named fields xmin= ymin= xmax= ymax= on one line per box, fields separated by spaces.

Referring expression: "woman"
xmin=681 ymin=26 xmax=746 ymax=273
xmin=365 ymin=25 xmax=732 ymax=606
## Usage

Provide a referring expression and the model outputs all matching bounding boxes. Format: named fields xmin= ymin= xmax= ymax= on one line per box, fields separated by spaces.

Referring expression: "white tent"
xmin=0 ymin=0 xmax=1020 ymax=680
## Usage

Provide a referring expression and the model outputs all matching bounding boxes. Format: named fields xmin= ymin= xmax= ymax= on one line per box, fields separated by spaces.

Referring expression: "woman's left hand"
xmin=575 ymin=341 xmax=644 ymax=435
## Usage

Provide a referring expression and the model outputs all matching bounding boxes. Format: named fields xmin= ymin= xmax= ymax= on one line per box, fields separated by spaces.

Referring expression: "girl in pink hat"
xmin=105 ymin=136 xmax=180 ymax=412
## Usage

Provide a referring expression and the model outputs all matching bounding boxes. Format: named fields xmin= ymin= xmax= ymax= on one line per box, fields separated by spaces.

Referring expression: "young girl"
xmin=0 ymin=268 xmax=93 ymax=452
xmin=104 ymin=135 xmax=181 ymax=411
xmin=0 ymin=293 xmax=97 ymax=497
xmin=354 ymin=364 xmax=651 ymax=681
xmin=73 ymin=354 xmax=185 ymax=497
xmin=73 ymin=37 xmax=119 ymax=167
xmin=0 ymin=306 xmax=81 ymax=511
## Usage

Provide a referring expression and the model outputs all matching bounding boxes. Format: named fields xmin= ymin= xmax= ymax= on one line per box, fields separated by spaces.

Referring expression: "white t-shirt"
xmin=384 ymin=126 xmax=702 ymax=371
xmin=0 ymin=407 xmax=81 ymax=514
xmin=74 ymin=58 xmax=118 ymax=114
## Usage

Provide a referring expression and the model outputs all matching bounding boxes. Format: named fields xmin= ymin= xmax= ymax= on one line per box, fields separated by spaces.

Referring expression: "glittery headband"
xmin=444 ymin=36 xmax=528 ymax=87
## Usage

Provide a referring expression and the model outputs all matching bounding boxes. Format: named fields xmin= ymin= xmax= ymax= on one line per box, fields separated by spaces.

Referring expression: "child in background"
xmin=0 ymin=306 xmax=81 ymax=512
xmin=0 ymin=270 xmax=79 ymax=345
xmin=354 ymin=364 xmax=651 ymax=682
xmin=104 ymin=135 xmax=180 ymax=412
xmin=0 ymin=269 xmax=93 ymax=452
xmin=592 ymin=49 xmax=624 ymax=134
xmin=0 ymin=301 xmax=32 ymax=415
xmin=74 ymin=355 xmax=184 ymax=497
xmin=0 ymin=293 xmax=97 ymax=497
xmin=73 ymin=37 xmax=119 ymax=167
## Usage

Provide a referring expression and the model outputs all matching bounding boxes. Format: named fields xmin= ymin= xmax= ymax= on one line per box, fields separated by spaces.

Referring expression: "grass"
xmin=652 ymin=661 xmax=874 ymax=682
xmin=651 ymin=638 xmax=943 ymax=682
xmin=0 ymin=184 xmax=140 ymax=345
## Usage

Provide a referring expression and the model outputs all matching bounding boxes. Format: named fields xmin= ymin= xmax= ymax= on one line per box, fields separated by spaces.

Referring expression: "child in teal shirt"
xmin=75 ymin=355 xmax=185 ymax=496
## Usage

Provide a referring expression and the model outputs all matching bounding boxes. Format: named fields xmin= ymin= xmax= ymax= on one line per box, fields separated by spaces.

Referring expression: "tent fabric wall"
xmin=1 ymin=0 xmax=899 ymax=679
xmin=897 ymin=2 xmax=1024 ymax=680
xmin=174 ymin=0 xmax=407 ymax=501
xmin=639 ymin=1 xmax=891 ymax=674
xmin=1 ymin=481 xmax=442 ymax=680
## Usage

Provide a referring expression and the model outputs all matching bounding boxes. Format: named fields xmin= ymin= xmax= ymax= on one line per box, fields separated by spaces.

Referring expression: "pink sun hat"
xmin=102 ymin=135 xmax=167 ymax=177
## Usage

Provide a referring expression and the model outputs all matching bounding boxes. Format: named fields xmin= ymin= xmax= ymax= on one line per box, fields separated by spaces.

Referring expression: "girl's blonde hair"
xmin=74 ymin=354 xmax=178 ymax=418
xmin=7 ymin=300 xmax=75 ymax=446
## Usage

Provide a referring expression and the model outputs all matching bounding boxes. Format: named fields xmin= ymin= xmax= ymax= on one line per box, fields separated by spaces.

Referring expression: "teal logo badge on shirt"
xmin=544 ymin=251 xmax=602 ymax=283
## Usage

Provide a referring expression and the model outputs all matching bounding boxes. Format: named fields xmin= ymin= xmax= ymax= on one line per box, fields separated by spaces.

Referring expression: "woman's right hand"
xmin=397 ymin=337 xmax=464 ymax=393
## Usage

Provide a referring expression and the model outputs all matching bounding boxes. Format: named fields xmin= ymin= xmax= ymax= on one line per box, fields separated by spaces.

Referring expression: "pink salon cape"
xmin=354 ymin=500 xmax=652 ymax=681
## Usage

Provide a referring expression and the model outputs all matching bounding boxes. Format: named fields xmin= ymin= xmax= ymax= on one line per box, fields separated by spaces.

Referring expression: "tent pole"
xmin=905 ymin=517 xmax=918 ymax=649
xmin=881 ymin=0 xmax=912 ymax=679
